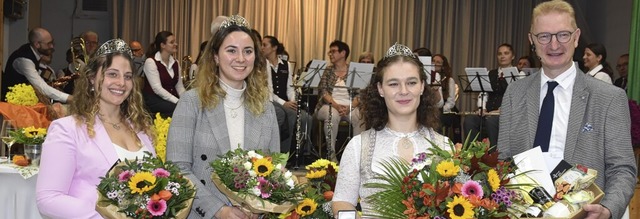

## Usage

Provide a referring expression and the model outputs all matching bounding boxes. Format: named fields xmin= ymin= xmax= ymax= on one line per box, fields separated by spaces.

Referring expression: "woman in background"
xmin=332 ymin=43 xmax=449 ymax=217
xmin=36 ymin=39 xmax=155 ymax=218
xmin=143 ymin=31 xmax=186 ymax=117
xmin=166 ymin=15 xmax=278 ymax=219
xmin=583 ymin=43 xmax=613 ymax=84
xmin=433 ymin=54 xmax=461 ymax=143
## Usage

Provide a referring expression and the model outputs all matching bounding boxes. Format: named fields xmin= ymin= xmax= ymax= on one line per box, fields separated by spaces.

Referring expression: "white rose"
xmin=248 ymin=170 xmax=257 ymax=177
xmin=284 ymin=170 xmax=292 ymax=179
xmin=287 ymin=179 xmax=295 ymax=188
xmin=243 ymin=161 xmax=252 ymax=170
xmin=275 ymin=164 xmax=282 ymax=170
xmin=251 ymin=187 xmax=261 ymax=196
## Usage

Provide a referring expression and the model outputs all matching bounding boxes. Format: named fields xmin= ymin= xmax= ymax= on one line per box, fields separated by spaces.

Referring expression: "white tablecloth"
xmin=0 ymin=164 xmax=43 ymax=219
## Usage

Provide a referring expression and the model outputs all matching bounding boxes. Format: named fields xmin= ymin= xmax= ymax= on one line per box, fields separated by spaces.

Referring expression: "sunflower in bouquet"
xmin=281 ymin=159 xmax=339 ymax=218
xmin=210 ymin=148 xmax=305 ymax=215
xmin=366 ymin=138 xmax=526 ymax=219
xmin=96 ymin=152 xmax=196 ymax=219
xmin=11 ymin=126 xmax=47 ymax=145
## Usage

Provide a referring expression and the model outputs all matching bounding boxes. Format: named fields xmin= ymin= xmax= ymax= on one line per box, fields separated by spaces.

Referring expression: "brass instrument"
xmin=180 ymin=55 xmax=193 ymax=89
xmin=50 ymin=37 xmax=86 ymax=90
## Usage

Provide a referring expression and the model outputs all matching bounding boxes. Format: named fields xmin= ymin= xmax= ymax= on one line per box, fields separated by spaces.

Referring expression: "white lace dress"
xmin=332 ymin=126 xmax=450 ymax=215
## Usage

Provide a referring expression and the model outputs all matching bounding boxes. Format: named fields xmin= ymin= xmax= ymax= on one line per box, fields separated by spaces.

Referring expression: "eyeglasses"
xmin=327 ymin=49 xmax=340 ymax=55
xmin=531 ymin=30 xmax=575 ymax=45
xmin=131 ymin=48 xmax=142 ymax=52
xmin=616 ymin=63 xmax=628 ymax=68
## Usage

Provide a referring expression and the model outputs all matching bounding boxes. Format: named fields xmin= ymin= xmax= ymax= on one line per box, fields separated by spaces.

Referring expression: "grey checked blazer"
xmin=497 ymin=67 xmax=637 ymax=219
xmin=166 ymin=90 xmax=280 ymax=219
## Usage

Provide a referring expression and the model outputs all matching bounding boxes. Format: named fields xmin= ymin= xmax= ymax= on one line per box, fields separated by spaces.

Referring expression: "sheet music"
xmin=346 ymin=62 xmax=374 ymax=89
xmin=522 ymin=68 xmax=539 ymax=76
xmin=463 ymin=67 xmax=493 ymax=92
xmin=502 ymin=66 xmax=523 ymax=84
xmin=296 ymin=59 xmax=326 ymax=87
xmin=418 ymin=56 xmax=434 ymax=76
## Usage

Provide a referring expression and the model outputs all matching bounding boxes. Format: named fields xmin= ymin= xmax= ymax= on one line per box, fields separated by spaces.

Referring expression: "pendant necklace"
xmin=224 ymin=101 xmax=243 ymax=118
xmin=98 ymin=114 xmax=122 ymax=130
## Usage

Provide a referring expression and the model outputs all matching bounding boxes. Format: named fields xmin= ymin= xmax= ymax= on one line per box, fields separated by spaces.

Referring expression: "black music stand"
xmin=460 ymin=67 xmax=493 ymax=139
xmin=291 ymin=61 xmax=326 ymax=168
xmin=502 ymin=66 xmax=525 ymax=84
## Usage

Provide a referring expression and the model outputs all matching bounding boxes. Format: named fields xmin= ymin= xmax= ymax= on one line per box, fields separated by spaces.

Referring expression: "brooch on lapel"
xmin=582 ymin=123 xmax=593 ymax=133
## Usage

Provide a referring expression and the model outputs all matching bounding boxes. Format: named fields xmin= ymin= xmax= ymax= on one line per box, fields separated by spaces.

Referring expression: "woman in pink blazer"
xmin=36 ymin=39 xmax=155 ymax=218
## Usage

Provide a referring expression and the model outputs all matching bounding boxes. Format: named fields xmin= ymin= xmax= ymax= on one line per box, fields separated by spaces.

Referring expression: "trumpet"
xmin=181 ymin=55 xmax=193 ymax=89
xmin=50 ymin=37 xmax=87 ymax=90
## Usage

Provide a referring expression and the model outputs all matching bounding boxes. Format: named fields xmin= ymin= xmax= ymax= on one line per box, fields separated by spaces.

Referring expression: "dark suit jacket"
xmin=166 ymin=90 xmax=280 ymax=219
xmin=497 ymin=67 xmax=637 ymax=219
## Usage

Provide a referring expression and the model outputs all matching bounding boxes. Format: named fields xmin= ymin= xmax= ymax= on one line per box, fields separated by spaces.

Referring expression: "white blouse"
xmin=114 ymin=144 xmax=150 ymax=161
xmin=332 ymin=127 xmax=450 ymax=215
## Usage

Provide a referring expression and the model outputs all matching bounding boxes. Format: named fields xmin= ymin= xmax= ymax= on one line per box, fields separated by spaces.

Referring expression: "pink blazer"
xmin=36 ymin=116 xmax=155 ymax=219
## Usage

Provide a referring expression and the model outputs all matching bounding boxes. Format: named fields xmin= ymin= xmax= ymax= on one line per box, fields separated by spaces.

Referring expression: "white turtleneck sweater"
xmin=220 ymin=80 xmax=247 ymax=149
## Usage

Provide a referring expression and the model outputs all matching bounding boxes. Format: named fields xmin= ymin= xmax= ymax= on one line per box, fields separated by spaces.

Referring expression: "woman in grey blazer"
xmin=166 ymin=15 xmax=280 ymax=219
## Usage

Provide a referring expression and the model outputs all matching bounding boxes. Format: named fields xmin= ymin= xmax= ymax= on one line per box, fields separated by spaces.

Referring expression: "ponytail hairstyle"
xmin=146 ymin=31 xmax=174 ymax=58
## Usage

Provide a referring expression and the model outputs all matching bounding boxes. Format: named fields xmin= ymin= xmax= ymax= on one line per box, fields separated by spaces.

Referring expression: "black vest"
xmin=270 ymin=61 xmax=290 ymax=102
xmin=143 ymin=57 xmax=180 ymax=97
xmin=2 ymin=44 xmax=38 ymax=99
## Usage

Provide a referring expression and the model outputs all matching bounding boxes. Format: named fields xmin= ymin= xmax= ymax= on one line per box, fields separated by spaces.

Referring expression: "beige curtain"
xmin=113 ymin=0 xmax=538 ymax=112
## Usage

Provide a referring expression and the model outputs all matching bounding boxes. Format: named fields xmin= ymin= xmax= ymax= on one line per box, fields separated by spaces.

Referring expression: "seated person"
xmin=315 ymin=40 xmax=363 ymax=161
xmin=143 ymin=31 xmax=186 ymax=118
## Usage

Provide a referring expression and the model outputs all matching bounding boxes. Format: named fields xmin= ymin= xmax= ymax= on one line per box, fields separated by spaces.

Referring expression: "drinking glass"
xmin=1 ymin=120 xmax=17 ymax=163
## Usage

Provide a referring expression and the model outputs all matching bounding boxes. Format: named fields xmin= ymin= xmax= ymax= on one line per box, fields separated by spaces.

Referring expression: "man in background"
xmin=614 ymin=53 xmax=629 ymax=91
xmin=2 ymin=27 xmax=72 ymax=103
xmin=129 ymin=40 xmax=145 ymax=76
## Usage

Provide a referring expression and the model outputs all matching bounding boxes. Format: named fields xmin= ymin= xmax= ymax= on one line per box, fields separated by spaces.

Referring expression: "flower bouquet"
xmin=5 ymin=83 xmax=39 ymax=106
xmin=152 ymin=113 xmax=172 ymax=161
xmin=210 ymin=148 xmax=304 ymax=215
xmin=96 ymin=152 xmax=196 ymax=219
xmin=10 ymin=126 xmax=47 ymax=145
xmin=365 ymin=138 xmax=526 ymax=219
xmin=281 ymin=159 xmax=339 ymax=218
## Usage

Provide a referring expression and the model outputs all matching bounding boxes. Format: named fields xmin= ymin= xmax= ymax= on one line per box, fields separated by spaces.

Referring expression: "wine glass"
xmin=1 ymin=120 xmax=17 ymax=163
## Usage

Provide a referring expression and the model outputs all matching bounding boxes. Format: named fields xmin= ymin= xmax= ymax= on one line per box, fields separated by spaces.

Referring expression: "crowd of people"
xmin=0 ymin=0 xmax=635 ymax=218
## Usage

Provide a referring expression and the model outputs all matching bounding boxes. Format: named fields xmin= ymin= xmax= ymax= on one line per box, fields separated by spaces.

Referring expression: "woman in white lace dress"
xmin=331 ymin=43 xmax=450 ymax=217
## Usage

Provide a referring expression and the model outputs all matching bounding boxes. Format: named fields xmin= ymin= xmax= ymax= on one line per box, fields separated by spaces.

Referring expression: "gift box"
xmin=522 ymin=183 xmax=604 ymax=219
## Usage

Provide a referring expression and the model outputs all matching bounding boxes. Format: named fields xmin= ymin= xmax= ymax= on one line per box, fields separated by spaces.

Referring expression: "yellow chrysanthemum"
xmin=447 ymin=196 xmax=474 ymax=219
xmin=152 ymin=113 xmax=171 ymax=162
xmin=295 ymin=198 xmax=318 ymax=216
xmin=307 ymin=158 xmax=331 ymax=169
xmin=128 ymin=172 xmax=157 ymax=194
xmin=5 ymin=84 xmax=38 ymax=106
xmin=436 ymin=160 xmax=460 ymax=177
xmin=487 ymin=169 xmax=501 ymax=192
xmin=305 ymin=169 xmax=327 ymax=179
xmin=253 ymin=158 xmax=274 ymax=177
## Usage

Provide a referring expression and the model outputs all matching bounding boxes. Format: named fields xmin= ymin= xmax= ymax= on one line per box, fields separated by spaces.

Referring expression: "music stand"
xmin=291 ymin=60 xmax=326 ymax=168
xmin=501 ymin=66 xmax=523 ymax=84
xmin=522 ymin=68 xmax=539 ymax=77
xmin=460 ymin=67 xmax=493 ymax=139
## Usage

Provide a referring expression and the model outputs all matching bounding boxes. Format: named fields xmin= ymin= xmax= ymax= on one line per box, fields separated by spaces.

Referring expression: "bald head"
xmin=129 ymin=40 xmax=144 ymax=58
xmin=211 ymin=16 xmax=228 ymax=35
xmin=28 ymin=27 xmax=51 ymax=44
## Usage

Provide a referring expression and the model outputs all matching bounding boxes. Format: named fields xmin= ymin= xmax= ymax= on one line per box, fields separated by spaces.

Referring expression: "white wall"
xmin=41 ymin=0 xmax=111 ymax=70
xmin=2 ymin=0 xmax=111 ymax=72
xmin=586 ymin=0 xmax=632 ymax=80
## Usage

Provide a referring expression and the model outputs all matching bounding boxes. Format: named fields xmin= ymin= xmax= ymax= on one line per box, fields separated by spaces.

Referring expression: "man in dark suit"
xmin=497 ymin=1 xmax=636 ymax=219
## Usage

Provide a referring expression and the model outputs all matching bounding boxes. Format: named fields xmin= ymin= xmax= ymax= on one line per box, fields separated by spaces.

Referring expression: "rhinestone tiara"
xmin=95 ymin=39 xmax=132 ymax=57
xmin=384 ymin=42 xmax=416 ymax=59
xmin=220 ymin=14 xmax=251 ymax=30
